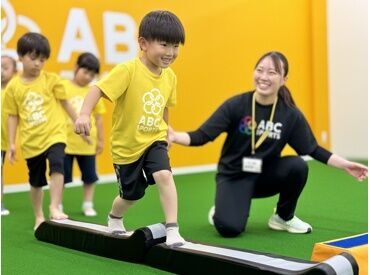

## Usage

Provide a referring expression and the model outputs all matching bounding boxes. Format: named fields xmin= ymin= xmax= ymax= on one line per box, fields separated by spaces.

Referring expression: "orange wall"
xmin=1 ymin=0 xmax=329 ymax=184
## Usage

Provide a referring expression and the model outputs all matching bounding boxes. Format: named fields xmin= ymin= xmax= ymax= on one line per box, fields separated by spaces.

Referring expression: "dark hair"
xmin=76 ymin=52 xmax=100 ymax=74
xmin=1 ymin=55 xmax=17 ymax=72
xmin=17 ymin=32 xmax=50 ymax=59
xmin=255 ymin=51 xmax=296 ymax=108
xmin=139 ymin=10 xmax=185 ymax=45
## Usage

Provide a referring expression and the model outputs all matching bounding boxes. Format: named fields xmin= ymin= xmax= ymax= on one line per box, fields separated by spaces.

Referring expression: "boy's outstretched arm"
xmin=95 ymin=114 xmax=104 ymax=155
xmin=60 ymin=99 xmax=92 ymax=145
xmin=7 ymin=115 xmax=18 ymax=164
xmin=60 ymin=99 xmax=78 ymax=121
xmin=75 ymin=86 xmax=103 ymax=136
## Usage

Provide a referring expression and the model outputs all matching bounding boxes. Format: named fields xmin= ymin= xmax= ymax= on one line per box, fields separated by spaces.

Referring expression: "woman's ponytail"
xmin=278 ymin=85 xmax=296 ymax=108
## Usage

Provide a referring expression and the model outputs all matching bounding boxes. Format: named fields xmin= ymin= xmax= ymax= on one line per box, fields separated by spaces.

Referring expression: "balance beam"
xmin=35 ymin=219 xmax=166 ymax=262
xmin=147 ymin=242 xmax=358 ymax=275
xmin=35 ymin=219 xmax=359 ymax=275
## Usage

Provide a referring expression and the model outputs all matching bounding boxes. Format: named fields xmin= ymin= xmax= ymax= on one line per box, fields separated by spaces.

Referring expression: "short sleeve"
xmin=96 ymin=64 xmax=130 ymax=102
xmin=52 ymin=75 xmax=68 ymax=100
xmin=288 ymin=110 xmax=318 ymax=155
xmin=3 ymin=84 xmax=18 ymax=115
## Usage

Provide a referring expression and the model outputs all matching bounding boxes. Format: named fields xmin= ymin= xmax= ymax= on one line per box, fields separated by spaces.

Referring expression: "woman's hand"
xmin=343 ymin=161 xmax=368 ymax=181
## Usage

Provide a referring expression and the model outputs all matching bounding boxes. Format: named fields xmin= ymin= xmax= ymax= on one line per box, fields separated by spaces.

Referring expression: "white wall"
xmin=327 ymin=0 xmax=368 ymax=159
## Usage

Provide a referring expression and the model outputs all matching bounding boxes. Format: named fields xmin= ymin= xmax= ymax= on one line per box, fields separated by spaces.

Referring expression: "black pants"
xmin=213 ymin=156 xmax=309 ymax=237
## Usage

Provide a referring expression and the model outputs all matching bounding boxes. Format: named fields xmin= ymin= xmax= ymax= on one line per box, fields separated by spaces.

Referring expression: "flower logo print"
xmin=22 ymin=91 xmax=44 ymax=113
xmin=22 ymin=91 xmax=47 ymax=126
xmin=66 ymin=96 xmax=84 ymax=123
xmin=142 ymin=88 xmax=164 ymax=115
xmin=69 ymin=96 xmax=84 ymax=113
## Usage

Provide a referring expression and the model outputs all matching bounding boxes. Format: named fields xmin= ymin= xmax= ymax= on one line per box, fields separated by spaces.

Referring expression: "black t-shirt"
xmin=188 ymin=91 xmax=331 ymax=176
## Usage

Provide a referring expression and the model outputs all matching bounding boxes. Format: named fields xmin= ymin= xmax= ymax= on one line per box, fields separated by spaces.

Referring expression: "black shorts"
xmin=26 ymin=143 xmax=66 ymax=187
xmin=114 ymin=141 xmax=171 ymax=200
xmin=64 ymin=154 xmax=98 ymax=184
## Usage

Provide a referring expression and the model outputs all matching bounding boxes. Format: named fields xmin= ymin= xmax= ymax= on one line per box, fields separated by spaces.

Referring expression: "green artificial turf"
xmin=1 ymin=160 xmax=367 ymax=274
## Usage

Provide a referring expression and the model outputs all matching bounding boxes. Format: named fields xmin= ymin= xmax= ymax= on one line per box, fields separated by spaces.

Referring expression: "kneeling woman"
xmin=169 ymin=51 xmax=367 ymax=237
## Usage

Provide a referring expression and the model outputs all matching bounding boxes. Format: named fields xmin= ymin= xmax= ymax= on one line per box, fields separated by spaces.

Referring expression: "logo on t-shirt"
xmin=239 ymin=116 xmax=282 ymax=140
xmin=22 ymin=91 xmax=47 ymax=126
xmin=68 ymin=96 xmax=84 ymax=123
xmin=138 ymin=88 xmax=164 ymax=133
xmin=239 ymin=116 xmax=253 ymax=135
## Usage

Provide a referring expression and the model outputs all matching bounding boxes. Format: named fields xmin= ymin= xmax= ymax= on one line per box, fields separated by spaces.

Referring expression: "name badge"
xmin=242 ymin=157 xmax=262 ymax=173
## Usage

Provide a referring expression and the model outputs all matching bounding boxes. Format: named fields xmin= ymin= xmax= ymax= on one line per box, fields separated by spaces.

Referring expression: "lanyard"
xmin=251 ymin=92 xmax=278 ymax=155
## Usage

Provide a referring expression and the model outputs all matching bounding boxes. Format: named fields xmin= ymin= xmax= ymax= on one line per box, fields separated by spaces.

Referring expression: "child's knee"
xmin=49 ymin=158 xmax=64 ymax=175
xmin=115 ymin=196 xmax=137 ymax=206
xmin=153 ymin=170 xmax=173 ymax=184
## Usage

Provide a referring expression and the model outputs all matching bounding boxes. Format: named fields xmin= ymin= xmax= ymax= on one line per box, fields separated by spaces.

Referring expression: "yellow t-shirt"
xmin=1 ymin=88 xmax=9 ymax=151
xmin=96 ymin=57 xmax=177 ymax=164
xmin=3 ymin=71 xmax=67 ymax=159
xmin=62 ymin=79 xmax=106 ymax=155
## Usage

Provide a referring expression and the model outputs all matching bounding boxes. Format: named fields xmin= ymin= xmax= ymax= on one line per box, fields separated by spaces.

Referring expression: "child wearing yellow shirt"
xmin=62 ymin=53 xmax=105 ymax=216
xmin=75 ymin=10 xmax=186 ymax=247
xmin=1 ymin=55 xmax=17 ymax=216
xmin=4 ymin=32 xmax=81 ymax=230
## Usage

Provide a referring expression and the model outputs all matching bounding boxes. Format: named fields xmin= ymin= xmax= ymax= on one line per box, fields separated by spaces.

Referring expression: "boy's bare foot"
xmin=34 ymin=217 xmax=45 ymax=231
xmin=49 ymin=207 xmax=68 ymax=220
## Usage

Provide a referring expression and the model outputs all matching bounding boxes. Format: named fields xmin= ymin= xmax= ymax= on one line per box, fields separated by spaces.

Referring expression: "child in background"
xmin=1 ymin=55 xmax=17 ymax=216
xmin=62 ymin=52 xmax=105 ymax=216
xmin=75 ymin=10 xmax=186 ymax=247
xmin=3 ymin=32 xmax=83 ymax=230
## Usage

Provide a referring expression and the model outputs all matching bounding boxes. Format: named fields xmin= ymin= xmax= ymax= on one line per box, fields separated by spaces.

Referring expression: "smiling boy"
xmin=75 ymin=11 xmax=186 ymax=247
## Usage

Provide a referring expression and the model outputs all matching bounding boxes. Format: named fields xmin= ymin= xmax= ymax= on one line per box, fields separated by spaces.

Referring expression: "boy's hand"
xmin=75 ymin=114 xmax=91 ymax=136
xmin=8 ymin=144 xmax=17 ymax=165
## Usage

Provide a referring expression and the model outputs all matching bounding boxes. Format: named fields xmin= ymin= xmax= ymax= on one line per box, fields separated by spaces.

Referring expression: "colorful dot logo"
xmin=239 ymin=116 xmax=253 ymax=135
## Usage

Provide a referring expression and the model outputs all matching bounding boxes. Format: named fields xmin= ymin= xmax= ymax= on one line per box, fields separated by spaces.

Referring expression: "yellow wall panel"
xmin=1 ymin=0 xmax=328 ymax=184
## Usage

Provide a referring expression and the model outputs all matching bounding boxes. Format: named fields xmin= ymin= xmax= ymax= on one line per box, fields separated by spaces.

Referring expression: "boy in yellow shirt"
xmin=4 ymin=32 xmax=81 ymax=230
xmin=75 ymin=10 xmax=186 ymax=247
xmin=62 ymin=52 xmax=105 ymax=216
xmin=1 ymin=55 xmax=17 ymax=216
